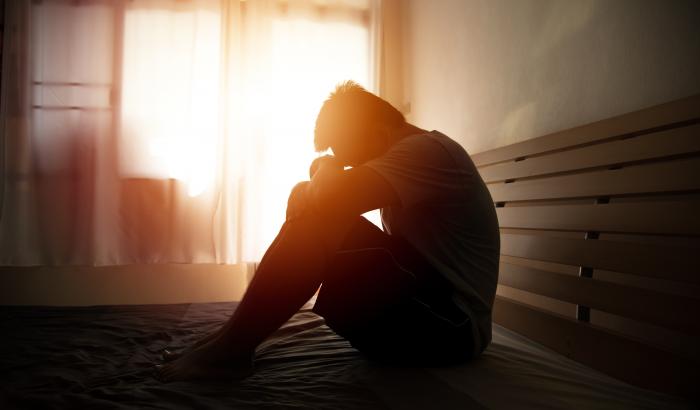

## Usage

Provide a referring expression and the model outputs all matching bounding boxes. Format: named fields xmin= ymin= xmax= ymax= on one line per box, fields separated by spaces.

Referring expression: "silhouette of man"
xmin=155 ymin=81 xmax=500 ymax=381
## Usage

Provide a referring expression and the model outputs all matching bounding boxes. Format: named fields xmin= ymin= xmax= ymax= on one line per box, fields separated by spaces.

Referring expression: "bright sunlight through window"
xmin=120 ymin=7 xmax=222 ymax=197
xmin=120 ymin=5 xmax=370 ymax=199
xmin=119 ymin=2 xmax=377 ymax=247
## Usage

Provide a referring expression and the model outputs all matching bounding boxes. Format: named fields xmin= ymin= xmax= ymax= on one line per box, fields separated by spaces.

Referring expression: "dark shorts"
xmin=312 ymin=217 xmax=474 ymax=366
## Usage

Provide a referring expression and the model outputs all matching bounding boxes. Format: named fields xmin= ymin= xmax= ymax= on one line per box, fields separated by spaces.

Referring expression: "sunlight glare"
xmin=120 ymin=4 xmax=373 ymax=247
xmin=120 ymin=7 xmax=221 ymax=197
xmin=253 ymin=16 xmax=370 ymax=247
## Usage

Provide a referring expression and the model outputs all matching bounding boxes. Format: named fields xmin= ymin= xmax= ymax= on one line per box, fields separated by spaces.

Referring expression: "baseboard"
xmin=0 ymin=263 xmax=253 ymax=306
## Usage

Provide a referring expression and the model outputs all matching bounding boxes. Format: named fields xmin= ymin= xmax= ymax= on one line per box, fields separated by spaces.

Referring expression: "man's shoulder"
xmin=391 ymin=131 xmax=450 ymax=155
xmin=399 ymin=131 xmax=467 ymax=155
xmin=376 ymin=130 xmax=471 ymax=171
xmin=426 ymin=130 xmax=469 ymax=153
xmin=418 ymin=131 xmax=474 ymax=169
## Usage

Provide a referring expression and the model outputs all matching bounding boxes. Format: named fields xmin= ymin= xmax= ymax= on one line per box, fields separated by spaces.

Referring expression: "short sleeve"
xmin=363 ymin=134 xmax=469 ymax=208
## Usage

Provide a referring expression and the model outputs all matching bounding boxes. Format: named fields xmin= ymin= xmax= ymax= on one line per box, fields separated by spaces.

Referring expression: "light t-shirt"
xmin=364 ymin=130 xmax=500 ymax=356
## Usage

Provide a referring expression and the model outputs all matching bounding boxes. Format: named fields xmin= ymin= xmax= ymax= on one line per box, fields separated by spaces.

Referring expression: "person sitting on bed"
xmin=155 ymin=81 xmax=500 ymax=381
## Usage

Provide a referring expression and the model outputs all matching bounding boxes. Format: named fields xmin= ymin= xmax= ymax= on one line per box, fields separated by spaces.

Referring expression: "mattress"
xmin=0 ymin=300 xmax=691 ymax=409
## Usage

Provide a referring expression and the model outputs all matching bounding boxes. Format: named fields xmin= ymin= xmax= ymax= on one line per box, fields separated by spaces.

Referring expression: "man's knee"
xmin=288 ymin=181 xmax=309 ymax=201
xmin=286 ymin=181 xmax=312 ymax=221
xmin=283 ymin=211 xmax=364 ymax=255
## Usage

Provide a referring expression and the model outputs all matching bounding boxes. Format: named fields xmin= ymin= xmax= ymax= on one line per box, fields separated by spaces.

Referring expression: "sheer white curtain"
xmin=0 ymin=0 xmax=380 ymax=265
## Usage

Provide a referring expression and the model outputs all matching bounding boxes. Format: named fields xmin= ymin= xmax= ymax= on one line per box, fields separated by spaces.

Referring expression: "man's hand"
xmin=286 ymin=181 xmax=311 ymax=221
xmin=309 ymin=155 xmax=343 ymax=179
xmin=287 ymin=157 xmax=343 ymax=221
xmin=305 ymin=153 xmax=399 ymax=221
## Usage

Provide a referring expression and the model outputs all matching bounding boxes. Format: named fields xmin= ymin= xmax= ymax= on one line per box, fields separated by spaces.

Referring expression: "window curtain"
xmin=0 ymin=0 xmax=382 ymax=266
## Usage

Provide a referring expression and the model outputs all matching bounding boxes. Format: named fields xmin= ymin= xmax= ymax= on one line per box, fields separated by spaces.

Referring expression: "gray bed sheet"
xmin=0 ymin=300 xmax=692 ymax=409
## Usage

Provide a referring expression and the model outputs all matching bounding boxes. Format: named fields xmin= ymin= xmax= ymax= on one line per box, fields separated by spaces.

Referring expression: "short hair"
xmin=314 ymin=80 xmax=405 ymax=152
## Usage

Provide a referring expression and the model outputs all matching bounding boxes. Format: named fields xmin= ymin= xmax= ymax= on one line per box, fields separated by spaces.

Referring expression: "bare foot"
xmin=161 ymin=327 xmax=223 ymax=362
xmin=154 ymin=338 xmax=254 ymax=382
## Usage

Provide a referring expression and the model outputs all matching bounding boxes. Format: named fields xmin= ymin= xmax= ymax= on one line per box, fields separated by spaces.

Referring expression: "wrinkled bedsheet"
xmin=0 ymin=301 xmax=691 ymax=409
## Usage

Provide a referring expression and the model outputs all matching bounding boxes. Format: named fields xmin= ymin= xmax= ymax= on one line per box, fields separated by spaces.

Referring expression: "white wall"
xmin=401 ymin=0 xmax=700 ymax=154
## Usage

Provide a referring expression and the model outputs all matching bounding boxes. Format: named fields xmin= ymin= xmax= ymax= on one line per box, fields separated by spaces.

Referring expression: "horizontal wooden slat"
xmin=496 ymin=201 xmax=700 ymax=235
xmin=471 ymin=94 xmax=700 ymax=167
xmin=590 ymin=309 xmax=700 ymax=363
xmin=497 ymin=262 xmax=700 ymax=336
xmin=478 ymin=122 xmax=700 ymax=183
xmin=496 ymin=283 xmax=577 ymax=318
xmin=493 ymin=296 xmax=698 ymax=399
xmin=488 ymin=157 xmax=700 ymax=202
xmin=500 ymin=233 xmax=700 ymax=284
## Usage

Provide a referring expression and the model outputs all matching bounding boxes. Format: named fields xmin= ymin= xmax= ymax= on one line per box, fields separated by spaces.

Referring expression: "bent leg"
xmin=313 ymin=219 xmax=475 ymax=366
xmin=214 ymin=213 xmax=357 ymax=353
xmin=156 ymin=212 xmax=362 ymax=381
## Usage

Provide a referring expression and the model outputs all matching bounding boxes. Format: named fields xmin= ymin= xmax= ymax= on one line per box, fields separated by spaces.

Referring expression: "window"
xmin=25 ymin=0 xmax=377 ymax=262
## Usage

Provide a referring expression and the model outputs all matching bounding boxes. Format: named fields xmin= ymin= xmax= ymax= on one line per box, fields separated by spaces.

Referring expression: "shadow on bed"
xmin=0 ymin=301 xmax=689 ymax=409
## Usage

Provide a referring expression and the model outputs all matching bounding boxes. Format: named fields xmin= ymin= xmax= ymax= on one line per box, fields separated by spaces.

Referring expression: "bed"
xmin=2 ymin=95 xmax=699 ymax=409
xmin=0 ymin=300 xmax=691 ymax=409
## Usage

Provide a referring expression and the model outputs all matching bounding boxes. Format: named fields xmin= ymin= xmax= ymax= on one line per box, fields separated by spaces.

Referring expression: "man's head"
xmin=314 ymin=81 xmax=405 ymax=166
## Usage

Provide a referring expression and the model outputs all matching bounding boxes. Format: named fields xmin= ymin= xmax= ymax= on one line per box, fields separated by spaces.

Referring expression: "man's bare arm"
xmin=307 ymin=156 xmax=399 ymax=219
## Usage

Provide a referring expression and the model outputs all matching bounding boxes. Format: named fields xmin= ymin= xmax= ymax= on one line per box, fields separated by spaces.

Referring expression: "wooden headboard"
xmin=472 ymin=94 xmax=700 ymax=400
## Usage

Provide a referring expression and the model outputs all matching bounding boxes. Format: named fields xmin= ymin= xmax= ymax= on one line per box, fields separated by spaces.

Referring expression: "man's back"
xmin=365 ymin=130 xmax=500 ymax=356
